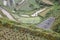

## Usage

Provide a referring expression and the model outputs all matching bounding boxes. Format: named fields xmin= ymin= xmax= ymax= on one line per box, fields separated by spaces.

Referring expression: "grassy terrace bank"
xmin=16 ymin=17 xmax=42 ymax=24
xmin=0 ymin=18 xmax=60 ymax=40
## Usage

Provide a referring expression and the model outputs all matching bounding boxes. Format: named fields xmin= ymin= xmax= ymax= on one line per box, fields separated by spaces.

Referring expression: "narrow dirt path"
xmin=42 ymin=0 xmax=53 ymax=5
xmin=39 ymin=7 xmax=54 ymax=17
xmin=16 ymin=0 xmax=25 ymax=10
xmin=31 ymin=7 xmax=47 ymax=16
xmin=0 ymin=7 xmax=16 ymax=21
xmin=18 ymin=0 xmax=25 ymax=5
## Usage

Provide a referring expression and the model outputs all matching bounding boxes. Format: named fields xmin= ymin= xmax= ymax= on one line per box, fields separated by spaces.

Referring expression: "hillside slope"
xmin=0 ymin=18 xmax=60 ymax=40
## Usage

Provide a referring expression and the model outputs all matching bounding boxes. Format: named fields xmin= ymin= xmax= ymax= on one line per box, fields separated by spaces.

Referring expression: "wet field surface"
xmin=37 ymin=17 xmax=55 ymax=29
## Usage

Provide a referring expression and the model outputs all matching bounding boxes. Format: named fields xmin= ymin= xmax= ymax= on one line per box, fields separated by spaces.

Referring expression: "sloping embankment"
xmin=0 ymin=18 xmax=60 ymax=40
